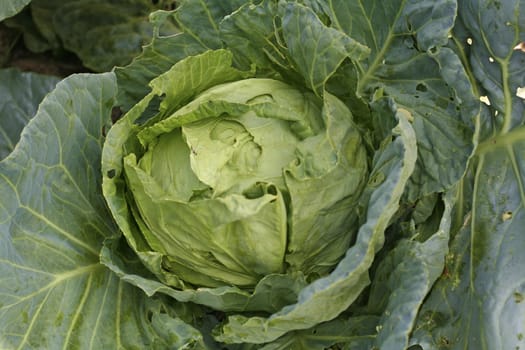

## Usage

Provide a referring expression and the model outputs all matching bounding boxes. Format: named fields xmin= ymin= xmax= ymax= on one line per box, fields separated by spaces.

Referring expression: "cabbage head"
xmin=100 ymin=43 xmax=424 ymax=345
xmin=124 ymin=78 xmax=368 ymax=289
xmin=104 ymin=49 xmax=369 ymax=294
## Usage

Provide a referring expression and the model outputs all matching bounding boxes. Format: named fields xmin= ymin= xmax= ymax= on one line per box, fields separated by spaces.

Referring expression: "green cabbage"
xmin=101 ymin=48 xmax=416 ymax=344
xmin=120 ymin=77 xmax=368 ymax=289
xmin=1 ymin=0 xmax=523 ymax=349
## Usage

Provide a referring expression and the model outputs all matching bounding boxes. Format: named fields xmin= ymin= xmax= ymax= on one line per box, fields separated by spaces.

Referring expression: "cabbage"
xmin=1 ymin=0 xmax=523 ymax=349
xmin=118 ymin=76 xmax=368 ymax=289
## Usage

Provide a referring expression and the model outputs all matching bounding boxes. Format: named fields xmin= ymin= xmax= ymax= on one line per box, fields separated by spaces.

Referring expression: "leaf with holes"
xmin=410 ymin=1 xmax=525 ymax=348
xmin=0 ymin=73 xmax=204 ymax=349
xmin=5 ymin=0 xmax=524 ymax=348
xmin=317 ymin=0 xmax=479 ymax=200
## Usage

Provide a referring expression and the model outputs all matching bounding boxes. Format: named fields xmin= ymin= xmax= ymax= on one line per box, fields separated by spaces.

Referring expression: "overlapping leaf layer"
xmin=0 ymin=0 xmax=523 ymax=348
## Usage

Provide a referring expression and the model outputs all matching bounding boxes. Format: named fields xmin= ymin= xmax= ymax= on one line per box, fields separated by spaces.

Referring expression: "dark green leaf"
xmin=0 ymin=23 xmax=21 ymax=65
xmin=0 ymin=68 xmax=59 ymax=160
xmin=410 ymin=1 xmax=525 ymax=348
xmin=10 ymin=0 xmax=178 ymax=72
xmin=219 ymin=1 xmax=286 ymax=73
xmin=259 ymin=316 xmax=378 ymax=350
xmin=27 ymin=0 xmax=67 ymax=50
xmin=53 ymin=0 xmax=178 ymax=72
xmin=456 ymin=0 xmax=525 ymax=133
xmin=116 ymin=1 xmax=247 ymax=110
xmin=319 ymin=0 xmax=478 ymax=199
xmin=281 ymin=2 xmax=369 ymax=95
xmin=368 ymin=193 xmax=453 ymax=349
xmin=174 ymin=0 xmax=246 ymax=49
xmin=3 ymin=9 xmax=52 ymax=53
xmin=410 ymin=135 xmax=525 ymax=350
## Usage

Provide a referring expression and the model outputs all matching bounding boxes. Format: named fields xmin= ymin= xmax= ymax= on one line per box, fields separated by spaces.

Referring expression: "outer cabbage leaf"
xmin=0 ymin=73 xmax=204 ymax=349
xmin=0 ymin=0 xmax=31 ymax=21
xmin=455 ymin=0 xmax=525 ymax=133
xmin=220 ymin=1 xmax=370 ymax=95
xmin=3 ymin=9 xmax=51 ymax=53
xmin=219 ymin=1 xmax=287 ymax=76
xmin=266 ymin=190 xmax=452 ymax=350
xmin=409 ymin=1 xmax=525 ymax=348
xmin=280 ymin=2 xmax=369 ymax=95
xmin=115 ymin=0 xmax=246 ymax=110
xmin=117 ymin=0 xmax=370 ymax=110
xmin=173 ymin=0 xmax=246 ymax=50
xmin=0 ymin=22 xmax=19 ymax=65
xmin=410 ymin=137 xmax=525 ymax=350
xmin=318 ymin=0 xmax=479 ymax=199
xmin=23 ymin=0 xmax=64 ymax=50
xmin=365 ymin=191 xmax=454 ymax=349
xmin=0 ymin=68 xmax=59 ymax=160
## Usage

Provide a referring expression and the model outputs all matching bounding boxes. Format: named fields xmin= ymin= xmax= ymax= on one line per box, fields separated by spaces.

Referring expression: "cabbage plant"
xmin=0 ymin=0 xmax=524 ymax=349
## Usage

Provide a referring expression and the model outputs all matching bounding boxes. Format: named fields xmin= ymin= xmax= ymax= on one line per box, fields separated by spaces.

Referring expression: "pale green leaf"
xmin=284 ymin=92 xmax=368 ymax=276
xmin=214 ymin=110 xmax=417 ymax=344
xmin=102 ymin=50 xmax=309 ymax=313
xmin=124 ymin=153 xmax=288 ymax=287
xmin=133 ymin=50 xmax=252 ymax=145
xmin=0 ymin=0 xmax=31 ymax=21
xmin=115 ymin=30 xmax=207 ymax=111
xmin=104 ymin=50 xmax=249 ymax=244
